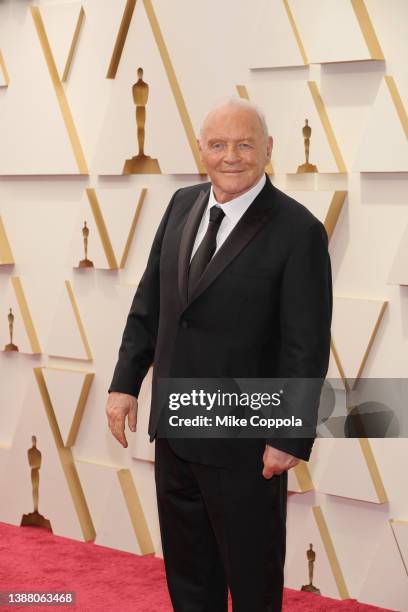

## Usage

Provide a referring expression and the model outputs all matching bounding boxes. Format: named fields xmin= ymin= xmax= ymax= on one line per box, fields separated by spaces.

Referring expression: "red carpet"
xmin=0 ymin=522 xmax=393 ymax=611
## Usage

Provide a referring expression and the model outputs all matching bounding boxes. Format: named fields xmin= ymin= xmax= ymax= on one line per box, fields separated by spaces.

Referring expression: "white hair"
xmin=199 ymin=97 xmax=269 ymax=141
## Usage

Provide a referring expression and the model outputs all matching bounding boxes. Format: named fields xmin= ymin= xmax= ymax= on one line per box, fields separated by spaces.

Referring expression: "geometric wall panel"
xmin=94 ymin=468 xmax=154 ymax=555
xmin=388 ymin=221 xmax=408 ymax=286
xmin=285 ymin=191 xmax=346 ymax=240
xmin=0 ymin=49 xmax=10 ymax=87
xmin=0 ymin=277 xmax=41 ymax=355
xmin=47 ymin=280 xmax=92 ymax=361
xmin=40 ymin=3 xmax=85 ymax=82
xmin=390 ymin=519 xmax=408 ymax=576
xmin=0 ymin=215 xmax=14 ymax=265
xmin=248 ymin=0 xmax=306 ymax=69
xmin=96 ymin=0 xmax=201 ymax=174
xmin=286 ymin=504 xmax=350 ymax=599
xmin=316 ymin=439 xmax=387 ymax=504
xmin=288 ymin=462 xmax=314 ymax=493
xmin=0 ymin=8 xmax=84 ymax=175
xmin=358 ymin=520 xmax=408 ymax=610
xmin=248 ymin=80 xmax=341 ymax=174
xmin=0 ymin=369 xmax=95 ymax=541
xmin=30 ymin=6 xmax=88 ymax=174
xmin=42 ymin=367 xmax=94 ymax=447
xmin=331 ymin=296 xmax=387 ymax=384
xmin=290 ymin=0 xmax=384 ymax=64
xmin=354 ymin=76 xmax=408 ymax=172
xmin=71 ymin=187 xmax=146 ymax=270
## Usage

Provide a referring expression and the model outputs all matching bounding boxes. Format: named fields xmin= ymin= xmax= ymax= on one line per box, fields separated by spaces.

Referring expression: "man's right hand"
xmin=105 ymin=392 xmax=138 ymax=448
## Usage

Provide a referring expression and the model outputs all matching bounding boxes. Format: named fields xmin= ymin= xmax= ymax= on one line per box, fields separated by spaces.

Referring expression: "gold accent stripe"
xmin=62 ymin=6 xmax=85 ymax=82
xmin=236 ymin=85 xmax=274 ymax=175
xmin=31 ymin=7 xmax=88 ymax=174
xmin=11 ymin=277 xmax=41 ymax=354
xmin=355 ymin=301 xmax=387 ymax=381
xmin=358 ymin=438 xmax=388 ymax=503
xmin=120 ymin=188 xmax=147 ymax=268
xmin=106 ymin=0 xmax=137 ymax=79
xmin=313 ymin=506 xmax=350 ymax=599
xmin=282 ymin=0 xmax=308 ymax=65
xmin=0 ymin=216 xmax=14 ymax=264
xmin=385 ymin=76 xmax=408 ymax=140
xmin=34 ymin=367 xmax=96 ymax=541
xmin=351 ymin=0 xmax=384 ymax=60
xmin=0 ymin=50 xmax=10 ymax=86
xmin=66 ymin=372 xmax=94 ymax=447
xmin=86 ymin=188 xmax=119 ymax=269
xmin=65 ymin=280 xmax=93 ymax=360
xmin=330 ymin=338 xmax=348 ymax=389
xmin=308 ymin=81 xmax=347 ymax=173
xmin=142 ymin=0 xmax=205 ymax=174
xmin=294 ymin=462 xmax=314 ymax=492
xmin=117 ymin=468 xmax=155 ymax=554
xmin=325 ymin=191 xmax=346 ymax=240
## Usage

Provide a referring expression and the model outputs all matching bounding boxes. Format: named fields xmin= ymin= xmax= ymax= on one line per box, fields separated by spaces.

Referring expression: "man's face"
xmin=198 ymin=105 xmax=273 ymax=203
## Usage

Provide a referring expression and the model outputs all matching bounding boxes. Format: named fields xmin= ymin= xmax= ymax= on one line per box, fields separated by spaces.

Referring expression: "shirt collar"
xmin=207 ymin=173 xmax=266 ymax=222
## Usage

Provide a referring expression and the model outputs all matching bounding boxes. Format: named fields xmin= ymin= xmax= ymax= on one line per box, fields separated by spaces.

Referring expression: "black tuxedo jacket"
xmin=109 ymin=175 xmax=332 ymax=469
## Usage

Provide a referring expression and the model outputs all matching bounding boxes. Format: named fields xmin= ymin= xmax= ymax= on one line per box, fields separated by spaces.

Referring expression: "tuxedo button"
xmin=180 ymin=319 xmax=189 ymax=329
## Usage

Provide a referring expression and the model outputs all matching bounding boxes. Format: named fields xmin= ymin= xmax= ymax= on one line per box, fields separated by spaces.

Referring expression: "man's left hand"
xmin=262 ymin=445 xmax=299 ymax=479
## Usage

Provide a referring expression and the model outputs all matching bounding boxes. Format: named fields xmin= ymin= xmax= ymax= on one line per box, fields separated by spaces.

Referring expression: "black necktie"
xmin=188 ymin=206 xmax=225 ymax=299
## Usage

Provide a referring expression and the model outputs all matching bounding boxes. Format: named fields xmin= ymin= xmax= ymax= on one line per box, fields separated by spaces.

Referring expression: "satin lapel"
xmin=185 ymin=180 xmax=277 ymax=310
xmin=178 ymin=187 xmax=210 ymax=309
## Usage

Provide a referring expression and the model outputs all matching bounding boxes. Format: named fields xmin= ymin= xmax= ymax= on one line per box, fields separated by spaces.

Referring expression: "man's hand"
xmin=106 ymin=392 xmax=138 ymax=448
xmin=262 ymin=444 xmax=299 ymax=479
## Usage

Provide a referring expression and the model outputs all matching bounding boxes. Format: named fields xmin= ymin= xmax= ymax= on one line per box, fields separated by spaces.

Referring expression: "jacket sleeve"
xmin=265 ymin=220 xmax=332 ymax=461
xmin=108 ymin=190 xmax=179 ymax=398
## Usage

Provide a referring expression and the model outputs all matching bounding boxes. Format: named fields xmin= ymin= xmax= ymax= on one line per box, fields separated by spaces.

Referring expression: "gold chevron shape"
xmin=106 ymin=0 xmax=205 ymax=173
xmin=308 ymin=81 xmax=347 ymax=173
xmin=77 ymin=187 xmax=146 ymax=270
xmin=289 ymin=0 xmax=383 ymax=64
xmin=236 ymin=85 xmax=274 ymax=175
xmin=40 ymin=3 xmax=85 ymax=83
xmin=30 ymin=6 xmax=88 ymax=174
xmin=1 ymin=277 xmax=41 ymax=354
xmin=351 ymin=0 xmax=385 ymax=60
xmin=384 ymin=75 xmax=408 ymax=140
xmin=117 ymin=468 xmax=155 ymax=554
xmin=289 ymin=461 xmax=314 ymax=493
xmin=282 ymin=0 xmax=308 ymax=65
xmin=42 ymin=367 xmax=94 ymax=447
xmin=331 ymin=297 xmax=387 ymax=388
xmin=47 ymin=280 xmax=92 ymax=361
xmin=313 ymin=506 xmax=350 ymax=599
xmin=34 ymin=367 xmax=96 ymax=541
xmin=0 ymin=216 xmax=14 ymax=265
xmin=0 ymin=50 xmax=10 ymax=87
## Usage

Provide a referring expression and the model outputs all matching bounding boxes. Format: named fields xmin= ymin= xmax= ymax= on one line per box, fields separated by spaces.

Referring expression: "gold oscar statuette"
xmin=78 ymin=220 xmax=94 ymax=268
xmin=297 ymin=119 xmax=318 ymax=173
xmin=123 ymin=67 xmax=161 ymax=174
xmin=301 ymin=543 xmax=321 ymax=595
xmin=4 ymin=307 xmax=19 ymax=351
xmin=21 ymin=435 xmax=52 ymax=530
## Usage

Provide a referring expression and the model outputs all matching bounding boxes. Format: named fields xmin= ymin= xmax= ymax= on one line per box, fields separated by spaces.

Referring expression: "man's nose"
xmin=223 ymin=144 xmax=240 ymax=163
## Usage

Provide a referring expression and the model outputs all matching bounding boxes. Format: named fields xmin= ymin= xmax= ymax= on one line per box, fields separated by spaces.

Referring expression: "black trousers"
xmin=154 ymin=437 xmax=288 ymax=612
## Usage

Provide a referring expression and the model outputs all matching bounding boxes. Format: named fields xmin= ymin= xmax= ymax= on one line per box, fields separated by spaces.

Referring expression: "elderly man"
xmin=107 ymin=98 xmax=332 ymax=612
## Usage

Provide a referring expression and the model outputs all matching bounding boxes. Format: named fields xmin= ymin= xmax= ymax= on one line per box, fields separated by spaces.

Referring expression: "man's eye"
xmin=239 ymin=143 xmax=251 ymax=149
xmin=211 ymin=143 xmax=224 ymax=151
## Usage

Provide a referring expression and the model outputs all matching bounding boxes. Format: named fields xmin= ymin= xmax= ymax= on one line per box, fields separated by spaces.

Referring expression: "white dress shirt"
xmin=190 ymin=173 xmax=266 ymax=262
